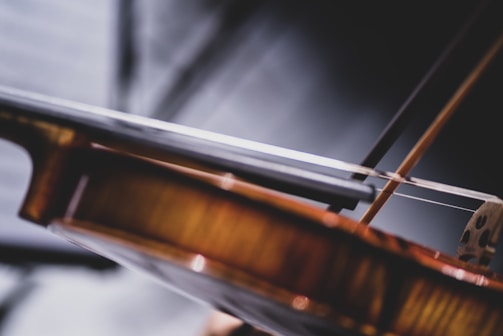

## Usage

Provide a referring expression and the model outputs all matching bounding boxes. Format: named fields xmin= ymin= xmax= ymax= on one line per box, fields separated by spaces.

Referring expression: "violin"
xmin=1 ymin=2 xmax=503 ymax=336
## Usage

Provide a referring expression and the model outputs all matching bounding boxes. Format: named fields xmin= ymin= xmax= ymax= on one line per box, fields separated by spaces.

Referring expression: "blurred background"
xmin=0 ymin=0 xmax=502 ymax=335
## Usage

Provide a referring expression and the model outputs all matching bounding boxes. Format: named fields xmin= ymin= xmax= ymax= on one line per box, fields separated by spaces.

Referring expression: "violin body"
xmin=2 ymin=94 xmax=503 ymax=336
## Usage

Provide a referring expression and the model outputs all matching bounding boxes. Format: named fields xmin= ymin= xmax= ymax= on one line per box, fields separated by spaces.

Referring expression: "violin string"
xmin=384 ymin=190 xmax=476 ymax=213
xmin=0 ymin=85 xmax=501 ymax=204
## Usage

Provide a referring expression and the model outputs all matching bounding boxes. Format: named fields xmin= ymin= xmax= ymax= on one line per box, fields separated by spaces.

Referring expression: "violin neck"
xmin=0 ymin=87 xmax=376 ymax=210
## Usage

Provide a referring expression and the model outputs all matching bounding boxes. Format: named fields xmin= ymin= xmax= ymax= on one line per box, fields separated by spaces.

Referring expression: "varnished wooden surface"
xmin=43 ymin=146 xmax=503 ymax=336
xmin=10 ymin=134 xmax=503 ymax=335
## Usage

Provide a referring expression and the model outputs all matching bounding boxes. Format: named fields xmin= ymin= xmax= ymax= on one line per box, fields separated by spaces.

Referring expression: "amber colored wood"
xmin=0 ymin=110 xmax=88 ymax=223
xmin=3 ymin=110 xmax=503 ymax=335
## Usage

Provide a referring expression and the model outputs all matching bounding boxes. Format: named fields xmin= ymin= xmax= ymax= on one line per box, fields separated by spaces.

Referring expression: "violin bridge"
xmin=457 ymin=200 xmax=503 ymax=267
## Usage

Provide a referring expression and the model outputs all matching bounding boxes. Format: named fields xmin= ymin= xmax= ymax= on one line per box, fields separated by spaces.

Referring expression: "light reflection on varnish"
xmin=191 ymin=254 xmax=207 ymax=273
